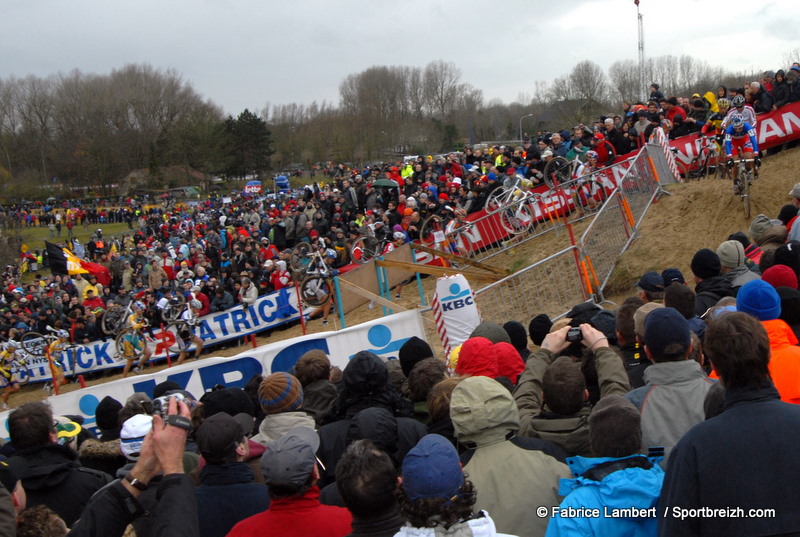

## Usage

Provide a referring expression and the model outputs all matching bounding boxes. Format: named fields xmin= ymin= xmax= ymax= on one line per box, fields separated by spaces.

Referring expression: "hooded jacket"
xmin=8 ymin=443 xmax=111 ymax=527
xmin=251 ymin=411 xmax=316 ymax=446
xmin=545 ymin=455 xmax=664 ymax=537
xmin=513 ymin=347 xmax=631 ymax=457
xmin=762 ymin=318 xmax=800 ymax=404
xmin=78 ymin=437 xmax=128 ymax=478
xmin=451 ymin=376 xmax=571 ymax=537
xmin=722 ymin=264 xmax=760 ymax=295
xmin=694 ymin=276 xmax=735 ymax=317
xmin=318 ymin=352 xmax=424 ymax=486
xmin=625 ymin=360 xmax=715 ymax=466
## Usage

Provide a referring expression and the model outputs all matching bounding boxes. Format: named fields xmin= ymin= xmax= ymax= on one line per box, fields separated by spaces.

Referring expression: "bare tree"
xmin=609 ymin=60 xmax=641 ymax=103
xmin=569 ymin=60 xmax=609 ymax=103
xmin=423 ymin=60 xmax=462 ymax=119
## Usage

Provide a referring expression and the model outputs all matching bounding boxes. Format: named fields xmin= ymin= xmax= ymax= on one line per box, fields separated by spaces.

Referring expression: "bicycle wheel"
xmin=575 ymin=181 xmax=607 ymax=214
xmin=101 ymin=307 xmax=124 ymax=335
xmin=350 ymin=235 xmax=380 ymax=264
xmin=290 ymin=242 xmax=313 ymax=271
xmin=115 ymin=328 xmax=146 ymax=361
xmin=499 ymin=203 xmax=534 ymax=235
xmin=20 ymin=331 xmax=46 ymax=357
xmin=163 ymin=322 xmax=190 ymax=354
xmin=486 ymin=187 xmax=508 ymax=210
xmin=299 ymin=276 xmax=332 ymax=307
xmin=419 ymin=215 xmax=445 ymax=246
xmin=543 ymin=157 xmax=570 ymax=188
xmin=161 ymin=302 xmax=185 ymax=323
xmin=10 ymin=359 xmax=30 ymax=386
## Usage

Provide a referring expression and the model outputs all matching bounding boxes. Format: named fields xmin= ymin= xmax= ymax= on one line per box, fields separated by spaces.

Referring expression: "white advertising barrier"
xmin=431 ymin=275 xmax=481 ymax=358
xmin=22 ymin=287 xmax=303 ymax=383
xmin=0 ymin=310 xmax=426 ymax=438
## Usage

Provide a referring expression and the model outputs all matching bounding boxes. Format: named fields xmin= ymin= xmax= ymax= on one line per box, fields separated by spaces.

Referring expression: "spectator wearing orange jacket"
xmin=736 ymin=279 xmax=800 ymax=404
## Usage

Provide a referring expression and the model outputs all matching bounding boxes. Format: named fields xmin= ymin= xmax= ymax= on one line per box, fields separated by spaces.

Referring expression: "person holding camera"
xmin=512 ymin=323 xmax=631 ymax=457
xmin=68 ymin=395 xmax=198 ymax=537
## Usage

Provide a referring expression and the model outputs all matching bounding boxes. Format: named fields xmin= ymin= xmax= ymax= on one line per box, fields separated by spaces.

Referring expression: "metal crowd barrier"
xmin=473 ymin=246 xmax=587 ymax=324
xmin=466 ymin=144 xmax=673 ymax=324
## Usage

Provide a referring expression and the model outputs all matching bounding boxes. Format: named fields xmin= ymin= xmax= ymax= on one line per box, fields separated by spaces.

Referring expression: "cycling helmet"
xmin=393 ymin=231 xmax=406 ymax=241
xmin=134 ymin=301 xmax=145 ymax=310
xmin=586 ymin=150 xmax=599 ymax=159
xmin=325 ymin=249 xmax=337 ymax=259
xmin=731 ymin=95 xmax=745 ymax=107
xmin=717 ymin=98 xmax=730 ymax=108
xmin=57 ymin=329 xmax=69 ymax=339
xmin=189 ymin=299 xmax=202 ymax=309
xmin=731 ymin=115 xmax=745 ymax=128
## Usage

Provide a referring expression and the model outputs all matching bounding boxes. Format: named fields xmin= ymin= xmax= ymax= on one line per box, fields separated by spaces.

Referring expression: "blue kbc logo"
xmin=440 ymin=283 xmax=474 ymax=312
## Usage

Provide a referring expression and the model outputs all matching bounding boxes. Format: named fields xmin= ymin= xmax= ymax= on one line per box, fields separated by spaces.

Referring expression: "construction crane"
xmin=635 ymin=0 xmax=646 ymax=101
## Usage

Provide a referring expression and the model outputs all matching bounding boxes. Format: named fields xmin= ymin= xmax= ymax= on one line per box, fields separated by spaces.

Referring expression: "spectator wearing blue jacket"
xmin=546 ymin=395 xmax=664 ymax=537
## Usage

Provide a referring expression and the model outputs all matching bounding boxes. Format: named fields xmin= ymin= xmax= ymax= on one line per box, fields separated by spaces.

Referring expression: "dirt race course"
xmin=12 ymin=144 xmax=800 ymax=408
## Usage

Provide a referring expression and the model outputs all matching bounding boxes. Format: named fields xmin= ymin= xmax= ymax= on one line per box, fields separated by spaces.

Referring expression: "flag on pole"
xmin=45 ymin=241 xmax=89 ymax=276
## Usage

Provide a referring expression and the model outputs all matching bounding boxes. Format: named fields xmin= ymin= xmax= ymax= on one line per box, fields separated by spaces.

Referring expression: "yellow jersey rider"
xmin=0 ymin=340 xmax=22 ymax=409
xmin=46 ymin=329 xmax=70 ymax=388
xmin=121 ymin=301 xmax=152 ymax=378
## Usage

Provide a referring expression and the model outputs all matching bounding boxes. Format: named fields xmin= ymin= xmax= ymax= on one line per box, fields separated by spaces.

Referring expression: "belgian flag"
xmin=46 ymin=241 xmax=88 ymax=276
xmin=45 ymin=241 xmax=112 ymax=286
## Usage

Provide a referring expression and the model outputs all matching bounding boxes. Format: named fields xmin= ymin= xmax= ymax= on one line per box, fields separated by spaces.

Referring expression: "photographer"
xmin=68 ymin=396 xmax=197 ymax=537
xmin=512 ymin=323 xmax=631 ymax=457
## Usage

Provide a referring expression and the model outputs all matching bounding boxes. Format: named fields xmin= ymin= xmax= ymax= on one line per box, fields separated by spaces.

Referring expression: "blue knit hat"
xmin=737 ymin=280 xmax=781 ymax=321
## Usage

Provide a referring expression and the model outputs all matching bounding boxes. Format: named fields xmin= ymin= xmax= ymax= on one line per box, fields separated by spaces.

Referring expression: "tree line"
xmin=0 ymin=54 xmax=774 ymax=200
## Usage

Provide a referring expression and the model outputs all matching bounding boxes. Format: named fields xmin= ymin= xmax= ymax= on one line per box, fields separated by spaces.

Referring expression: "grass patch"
xmin=14 ymin=222 xmax=133 ymax=252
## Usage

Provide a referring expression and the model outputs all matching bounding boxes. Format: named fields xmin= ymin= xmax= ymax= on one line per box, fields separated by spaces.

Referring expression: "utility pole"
xmin=635 ymin=0 xmax=646 ymax=101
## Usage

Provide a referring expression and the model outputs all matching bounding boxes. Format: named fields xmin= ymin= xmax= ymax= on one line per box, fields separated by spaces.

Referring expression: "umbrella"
xmin=372 ymin=178 xmax=399 ymax=188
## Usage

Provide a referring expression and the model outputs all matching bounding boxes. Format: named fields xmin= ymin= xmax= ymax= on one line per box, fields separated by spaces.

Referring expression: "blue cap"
xmin=401 ymin=434 xmax=464 ymax=502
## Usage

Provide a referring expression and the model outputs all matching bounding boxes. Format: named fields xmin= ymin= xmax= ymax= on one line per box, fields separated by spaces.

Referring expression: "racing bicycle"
xmin=114 ymin=319 xmax=150 ymax=362
xmin=19 ymin=326 xmax=83 ymax=378
xmin=296 ymin=249 xmax=337 ymax=307
xmin=350 ymin=233 xmax=393 ymax=265
xmin=726 ymin=153 xmax=759 ymax=219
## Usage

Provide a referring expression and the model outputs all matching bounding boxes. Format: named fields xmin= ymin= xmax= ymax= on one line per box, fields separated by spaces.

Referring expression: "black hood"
xmin=346 ymin=407 xmax=399 ymax=458
xmin=10 ymin=444 xmax=79 ymax=491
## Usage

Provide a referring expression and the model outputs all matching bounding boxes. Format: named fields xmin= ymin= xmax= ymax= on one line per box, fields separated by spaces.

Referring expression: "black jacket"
xmin=196 ymin=463 xmax=270 ymax=537
xmin=659 ymin=383 xmax=800 ymax=536
xmin=694 ymin=276 xmax=734 ymax=317
xmin=9 ymin=443 xmax=111 ymax=527
xmin=69 ymin=474 xmax=198 ymax=537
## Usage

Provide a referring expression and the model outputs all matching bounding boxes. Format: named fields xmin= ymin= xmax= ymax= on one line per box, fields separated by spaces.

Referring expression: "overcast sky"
xmin=3 ymin=0 xmax=799 ymax=116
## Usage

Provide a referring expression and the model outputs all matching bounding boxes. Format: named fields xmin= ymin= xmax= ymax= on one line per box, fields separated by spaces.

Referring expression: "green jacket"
xmin=451 ymin=376 xmax=571 ymax=537
xmin=513 ymin=346 xmax=630 ymax=456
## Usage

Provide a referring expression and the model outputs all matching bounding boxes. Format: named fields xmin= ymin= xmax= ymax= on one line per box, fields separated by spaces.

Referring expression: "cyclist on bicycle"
xmin=175 ymin=299 xmax=204 ymax=366
xmin=572 ymin=150 xmax=606 ymax=214
xmin=46 ymin=329 xmax=70 ymax=389
xmin=121 ymin=301 xmax=152 ymax=378
xmin=576 ymin=151 xmax=601 ymax=177
xmin=725 ymin=115 xmax=760 ymax=192
xmin=0 ymin=342 xmax=21 ymax=409
xmin=722 ymin=94 xmax=757 ymax=128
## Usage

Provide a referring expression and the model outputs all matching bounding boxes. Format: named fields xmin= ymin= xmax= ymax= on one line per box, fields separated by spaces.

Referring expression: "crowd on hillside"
xmin=0 ymin=63 xmax=800 ymax=536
